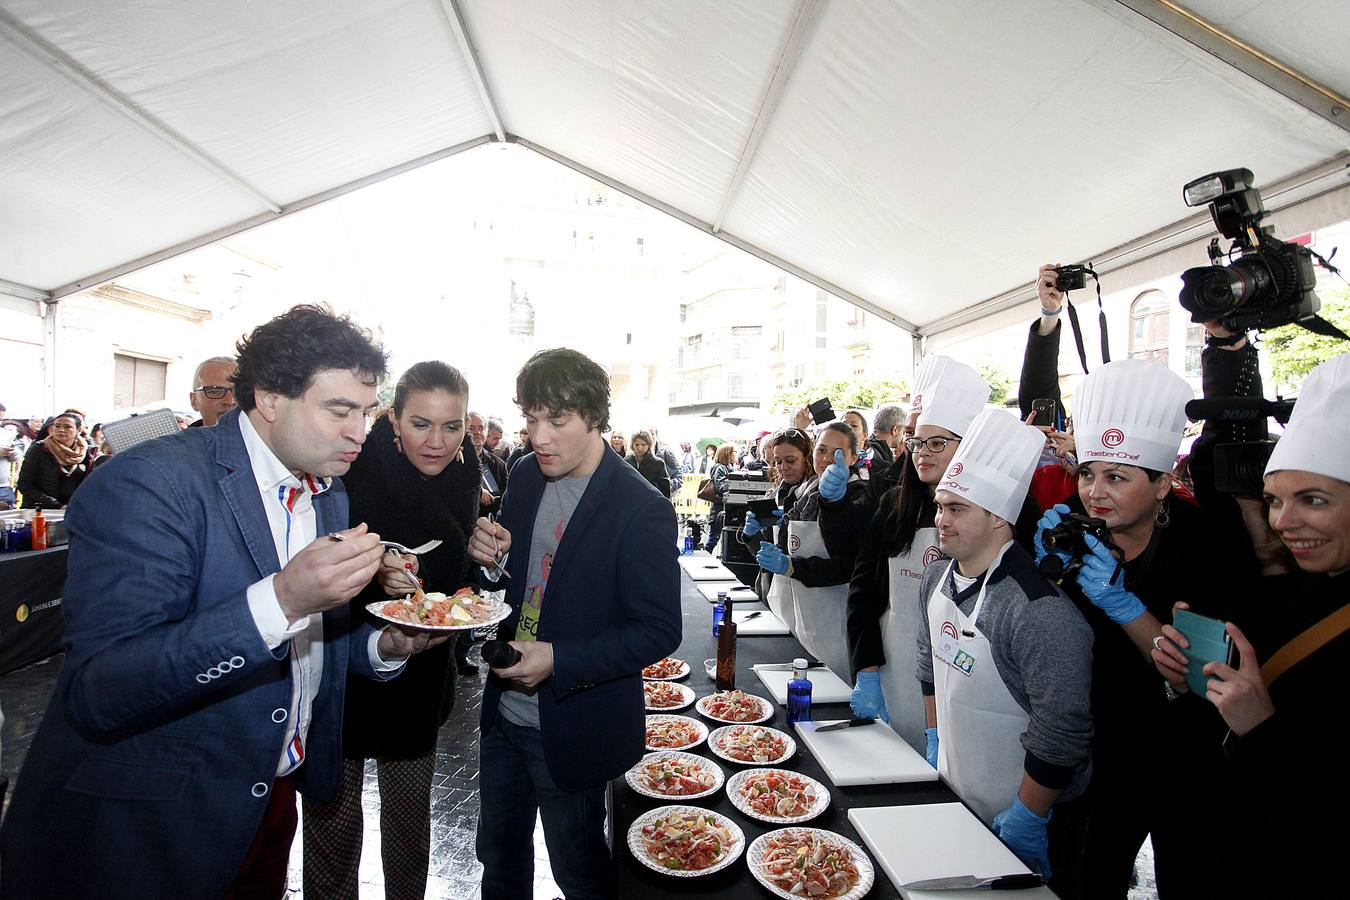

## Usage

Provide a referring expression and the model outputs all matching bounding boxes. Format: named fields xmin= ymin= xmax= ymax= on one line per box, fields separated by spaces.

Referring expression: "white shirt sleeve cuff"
xmin=369 ymin=630 xmax=408 ymax=672
xmin=246 ymin=574 xmax=309 ymax=650
xmin=480 ymin=551 xmax=509 ymax=582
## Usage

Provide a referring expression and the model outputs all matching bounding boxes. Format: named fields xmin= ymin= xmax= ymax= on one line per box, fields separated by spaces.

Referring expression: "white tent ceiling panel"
xmin=715 ymin=0 xmax=1349 ymax=326
xmin=1182 ymin=0 xmax=1350 ymax=101
xmin=464 ymin=0 xmax=800 ymax=225
xmin=0 ymin=39 xmax=263 ymax=289
xmin=1 ymin=0 xmax=493 ymax=204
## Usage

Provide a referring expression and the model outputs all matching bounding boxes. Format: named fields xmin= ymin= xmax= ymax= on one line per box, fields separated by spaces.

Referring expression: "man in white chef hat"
xmin=847 ymin=356 xmax=990 ymax=748
xmin=916 ymin=408 xmax=1093 ymax=885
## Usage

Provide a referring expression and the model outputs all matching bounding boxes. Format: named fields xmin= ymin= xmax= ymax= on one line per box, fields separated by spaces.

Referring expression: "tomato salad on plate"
xmin=696 ymin=689 xmax=772 ymax=724
xmin=626 ymin=751 xmax=723 ymax=800
xmin=645 ymin=715 xmax=708 ymax=752
xmin=367 ymin=587 xmax=508 ymax=631
xmin=642 ymin=657 xmax=690 ymax=680
xmin=708 ymin=724 xmax=795 ymax=765
xmin=628 ymin=806 xmax=744 ymax=877
xmin=643 ymin=680 xmax=695 ymax=711
xmin=748 ymin=828 xmax=873 ymax=900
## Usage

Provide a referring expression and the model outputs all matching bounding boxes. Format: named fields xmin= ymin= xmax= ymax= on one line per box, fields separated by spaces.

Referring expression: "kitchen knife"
xmin=752 ymin=661 xmax=827 ymax=672
xmin=902 ymin=873 xmax=1044 ymax=890
xmin=813 ymin=717 xmax=876 ymax=732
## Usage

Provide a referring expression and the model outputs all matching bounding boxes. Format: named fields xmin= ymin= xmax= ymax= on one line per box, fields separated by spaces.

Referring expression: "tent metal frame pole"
xmin=711 ymin=0 xmax=822 ymax=234
xmin=0 ymin=279 xmax=52 ymax=303
xmin=919 ymin=156 xmax=1350 ymax=337
xmin=1099 ymin=0 xmax=1349 ymax=134
xmin=512 ymin=135 xmax=918 ymax=335
xmin=0 ymin=10 xmax=282 ymax=214
xmin=48 ymin=135 xmax=496 ymax=300
xmin=439 ymin=0 xmax=506 ymax=142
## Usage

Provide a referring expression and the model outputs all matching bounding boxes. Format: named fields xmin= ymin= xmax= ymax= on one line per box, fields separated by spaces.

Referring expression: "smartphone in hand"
xmin=1031 ymin=398 xmax=1057 ymax=428
xmin=1172 ymin=609 xmax=1233 ymax=696
xmin=808 ymin=397 xmax=835 ymax=425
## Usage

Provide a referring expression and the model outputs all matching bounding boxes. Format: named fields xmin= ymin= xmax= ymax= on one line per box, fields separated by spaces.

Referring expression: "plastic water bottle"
xmin=682 ymin=527 xmax=695 ymax=555
xmin=712 ymin=593 xmax=728 ymax=636
xmin=786 ymin=658 xmax=813 ymax=726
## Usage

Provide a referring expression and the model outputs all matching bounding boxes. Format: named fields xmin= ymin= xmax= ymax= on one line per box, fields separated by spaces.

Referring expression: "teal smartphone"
xmin=1172 ymin=609 xmax=1233 ymax=697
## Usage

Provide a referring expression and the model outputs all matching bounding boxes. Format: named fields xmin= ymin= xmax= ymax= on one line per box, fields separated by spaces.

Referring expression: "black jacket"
xmin=341 ymin=417 xmax=481 ymax=759
xmin=626 ymin=452 xmax=672 ymax=498
xmin=16 ymin=440 xmax=90 ymax=508
xmin=862 ymin=436 xmax=896 ymax=501
xmin=479 ymin=446 xmax=509 ymax=516
xmin=793 ymin=474 xmax=877 ymax=588
xmin=506 ymin=440 xmax=532 ymax=473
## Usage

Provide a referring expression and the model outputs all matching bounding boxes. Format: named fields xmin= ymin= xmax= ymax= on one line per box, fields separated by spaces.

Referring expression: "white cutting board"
xmin=679 ymin=557 xmax=739 ymax=581
xmin=753 ymin=664 xmax=853 ymax=704
xmin=694 ymin=581 xmax=755 ymax=603
xmin=733 ymin=607 xmax=789 ymax=636
xmin=848 ymin=804 xmax=1056 ymax=899
xmin=795 ymin=720 xmax=939 ymax=786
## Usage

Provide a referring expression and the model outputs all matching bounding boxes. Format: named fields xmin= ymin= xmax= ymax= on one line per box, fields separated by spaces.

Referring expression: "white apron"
xmin=788 ymin=519 xmax=852 ymax=679
xmin=764 ymin=479 xmax=810 ymax=634
xmin=928 ymin=542 xmax=1028 ymax=825
xmin=880 ymin=527 xmax=941 ymax=754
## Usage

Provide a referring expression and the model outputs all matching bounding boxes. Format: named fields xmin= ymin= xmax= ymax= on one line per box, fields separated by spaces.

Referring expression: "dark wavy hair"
xmin=232 ymin=304 xmax=387 ymax=412
xmin=879 ymin=450 xmax=936 ymax=558
xmin=393 ymin=361 xmax=469 ymax=416
xmin=514 ymin=348 xmax=610 ymax=432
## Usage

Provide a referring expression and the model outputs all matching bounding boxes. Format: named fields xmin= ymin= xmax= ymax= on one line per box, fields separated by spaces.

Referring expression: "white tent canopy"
xmin=2 ymin=0 xmax=1347 ymax=335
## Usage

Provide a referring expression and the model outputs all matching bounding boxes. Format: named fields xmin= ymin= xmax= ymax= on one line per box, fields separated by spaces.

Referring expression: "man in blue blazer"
xmin=468 ymin=349 xmax=681 ymax=900
xmin=1 ymin=306 xmax=442 ymax=898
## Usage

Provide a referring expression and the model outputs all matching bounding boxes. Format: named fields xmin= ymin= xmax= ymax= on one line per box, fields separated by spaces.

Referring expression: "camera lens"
xmin=1180 ymin=259 xmax=1274 ymax=322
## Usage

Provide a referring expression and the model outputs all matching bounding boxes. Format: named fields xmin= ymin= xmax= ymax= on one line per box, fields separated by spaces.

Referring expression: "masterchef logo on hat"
xmin=1102 ymin=428 xmax=1125 ymax=448
xmin=923 ymin=546 xmax=942 ymax=566
xmin=949 ymin=462 xmax=963 ymax=476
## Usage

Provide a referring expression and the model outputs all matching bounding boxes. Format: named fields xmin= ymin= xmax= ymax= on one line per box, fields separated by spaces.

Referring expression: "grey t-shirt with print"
xmin=498 ymin=471 xmax=593 ymax=728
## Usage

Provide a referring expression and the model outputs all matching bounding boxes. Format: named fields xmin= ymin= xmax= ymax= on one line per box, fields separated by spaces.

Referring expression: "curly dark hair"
xmin=232 ymin=304 xmax=387 ymax=412
xmin=514 ymin=348 xmax=610 ymax=432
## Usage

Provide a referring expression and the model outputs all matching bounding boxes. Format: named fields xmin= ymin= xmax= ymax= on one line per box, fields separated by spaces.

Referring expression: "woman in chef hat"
xmin=842 ymin=355 xmax=991 ymax=753
xmin=1034 ymin=357 xmax=1256 ymax=898
xmin=1152 ymin=351 xmax=1348 ymax=898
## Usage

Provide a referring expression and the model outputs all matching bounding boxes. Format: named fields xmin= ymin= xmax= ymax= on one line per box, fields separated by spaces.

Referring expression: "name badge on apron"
xmin=932 ymin=632 xmax=977 ymax=676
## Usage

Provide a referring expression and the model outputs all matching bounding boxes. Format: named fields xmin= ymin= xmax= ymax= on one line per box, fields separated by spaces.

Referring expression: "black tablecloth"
xmin=610 ymin=564 xmax=955 ymax=898
xmin=0 ymin=547 xmax=67 ymax=675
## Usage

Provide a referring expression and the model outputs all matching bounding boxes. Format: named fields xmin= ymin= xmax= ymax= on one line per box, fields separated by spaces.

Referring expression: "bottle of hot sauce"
xmin=32 ymin=507 xmax=48 ymax=551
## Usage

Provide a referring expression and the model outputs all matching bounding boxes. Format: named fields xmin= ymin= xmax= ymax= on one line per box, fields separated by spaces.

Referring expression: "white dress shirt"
xmin=239 ymin=412 xmax=400 ymax=776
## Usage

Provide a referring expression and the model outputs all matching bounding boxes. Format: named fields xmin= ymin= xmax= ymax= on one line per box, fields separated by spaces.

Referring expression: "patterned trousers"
xmin=302 ymin=752 xmax=436 ymax=900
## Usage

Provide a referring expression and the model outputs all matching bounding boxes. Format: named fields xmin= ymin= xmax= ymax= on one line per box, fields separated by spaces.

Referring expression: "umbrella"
xmin=696 ymin=437 xmax=723 ymax=454
xmin=718 ymin=406 xmax=763 ymax=426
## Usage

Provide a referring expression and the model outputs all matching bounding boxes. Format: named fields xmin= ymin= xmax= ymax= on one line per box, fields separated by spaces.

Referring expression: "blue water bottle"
xmin=682 ymin=525 xmax=695 ymax=555
xmin=712 ymin=593 xmax=728 ymax=636
xmin=786 ymin=658 xmax=813 ymax=726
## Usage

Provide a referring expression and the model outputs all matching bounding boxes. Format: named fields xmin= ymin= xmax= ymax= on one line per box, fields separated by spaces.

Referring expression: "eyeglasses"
xmin=904 ymin=436 xmax=960 ymax=455
xmin=773 ymin=428 xmax=808 ymax=442
xmin=195 ymin=384 xmax=234 ymax=400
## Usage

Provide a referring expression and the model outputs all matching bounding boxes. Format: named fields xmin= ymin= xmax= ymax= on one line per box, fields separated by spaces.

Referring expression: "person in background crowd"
xmin=703 ymin=443 xmax=736 ymax=552
xmin=0 ymin=402 xmax=20 ymax=510
xmin=468 ymin=348 xmax=681 ymax=900
xmin=470 ymin=412 xmax=509 ymax=517
xmin=303 ymin=361 xmax=479 ymax=899
xmin=741 ymin=441 xmax=767 ymax=472
xmin=699 ymin=442 xmax=717 ymax=474
xmin=843 ymin=410 xmax=869 ymax=456
xmin=1151 ymin=351 xmax=1350 ymax=897
xmin=626 ymin=429 xmax=671 ymax=498
xmin=0 ymin=304 xmax=448 ymax=898
xmin=608 ymin=430 xmax=627 ymax=456
xmin=17 ymin=412 xmax=90 ymax=509
xmin=486 ymin=418 xmax=507 ymax=459
xmin=648 ymin=427 xmax=683 ymax=495
xmin=188 ymin=355 xmax=239 ymax=427
xmin=919 ymin=409 xmax=1092 ymax=891
xmin=679 ymin=441 xmax=696 ymax=474
xmin=846 ymin=356 xmax=991 ymax=752
xmin=754 ymin=422 xmax=877 ymax=677
xmin=742 ymin=428 xmax=814 ymax=626
xmin=862 ymin=405 xmax=904 ymax=496
xmin=506 ymin=426 xmax=533 ymax=473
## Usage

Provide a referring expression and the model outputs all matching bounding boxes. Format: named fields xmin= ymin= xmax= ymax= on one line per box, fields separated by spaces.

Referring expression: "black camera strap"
xmin=1065 ymin=273 xmax=1110 ymax=374
xmin=1300 ymin=314 xmax=1350 ymax=341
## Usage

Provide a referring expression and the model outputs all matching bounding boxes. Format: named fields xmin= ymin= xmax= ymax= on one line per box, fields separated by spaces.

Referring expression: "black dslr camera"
xmin=1037 ymin=513 xmax=1119 ymax=579
xmin=1178 ymin=168 xmax=1325 ymax=333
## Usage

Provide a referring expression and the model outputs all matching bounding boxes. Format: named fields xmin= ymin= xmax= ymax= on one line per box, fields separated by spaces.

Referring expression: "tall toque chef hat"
xmin=937 ymin=408 xmax=1044 ymax=523
xmin=1265 ymin=351 xmax=1350 ymax=483
xmin=914 ymin=356 xmax=990 ymax=437
xmin=1075 ymin=358 xmax=1191 ymax=473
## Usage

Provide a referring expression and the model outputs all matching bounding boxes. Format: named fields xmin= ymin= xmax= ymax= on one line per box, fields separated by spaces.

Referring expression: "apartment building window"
xmin=1129 ymin=291 xmax=1169 ymax=365
xmin=1184 ymin=323 xmax=1204 ymax=377
xmin=113 ymin=353 xmax=167 ymax=410
xmin=730 ymin=325 xmax=762 ymax=360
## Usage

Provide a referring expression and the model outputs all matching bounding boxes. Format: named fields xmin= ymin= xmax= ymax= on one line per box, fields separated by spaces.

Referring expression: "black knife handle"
xmin=990 ymin=874 xmax=1044 ymax=890
xmin=482 ymin=640 xmax=521 ymax=669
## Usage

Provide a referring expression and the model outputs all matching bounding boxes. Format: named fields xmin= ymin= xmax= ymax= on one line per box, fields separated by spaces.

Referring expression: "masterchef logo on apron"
xmin=788 ymin=534 xmax=801 ymax=552
xmin=922 ymin=546 xmax=942 ymax=566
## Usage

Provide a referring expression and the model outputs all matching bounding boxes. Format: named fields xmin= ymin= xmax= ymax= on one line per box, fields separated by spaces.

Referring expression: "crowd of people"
xmin=0 ymin=260 xmax=1344 ymax=898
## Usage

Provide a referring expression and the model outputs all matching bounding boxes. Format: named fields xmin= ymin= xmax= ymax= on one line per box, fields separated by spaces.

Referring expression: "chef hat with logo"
xmin=1266 ymin=351 xmax=1350 ymax=483
xmin=937 ymin=409 xmax=1043 ymax=523
xmin=914 ymin=357 xmax=990 ymax=437
xmin=909 ymin=355 xmax=948 ymax=417
xmin=1074 ymin=359 xmax=1191 ymax=473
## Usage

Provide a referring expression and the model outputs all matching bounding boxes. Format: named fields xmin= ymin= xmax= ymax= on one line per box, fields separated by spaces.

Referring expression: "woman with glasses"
xmin=751 ymin=423 xmax=877 ymax=678
xmin=16 ymin=412 xmax=91 ymax=509
xmin=844 ymin=357 xmax=991 ymax=752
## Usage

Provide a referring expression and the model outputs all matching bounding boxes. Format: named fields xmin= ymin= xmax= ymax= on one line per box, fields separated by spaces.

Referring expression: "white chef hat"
xmin=1265 ymin=351 xmax=1350 ymax=483
xmin=1074 ymin=359 xmax=1191 ymax=473
xmin=914 ymin=357 xmax=990 ymax=437
xmin=937 ymin=409 xmax=1043 ymax=523
xmin=909 ymin=355 xmax=948 ymax=416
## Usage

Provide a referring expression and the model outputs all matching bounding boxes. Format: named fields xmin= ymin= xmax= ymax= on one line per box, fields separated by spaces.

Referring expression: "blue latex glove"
xmin=1032 ymin=503 xmax=1073 ymax=567
xmin=991 ymin=798 xmax=1053 ymax=880
xmin=817 ymin=448 xmax=850 ymax=502
xmin=924 ymin=727 xmax=939 ymax=769
xmin=850 ymin=671 xmax=891 ymax=723
xmin=744 ymin=508 xmax=783 ymax=537
xmin=756 ymin=542 xmax=791 ymax=575
xmin=1076 ymin=533 xmax=1146 ymax=625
